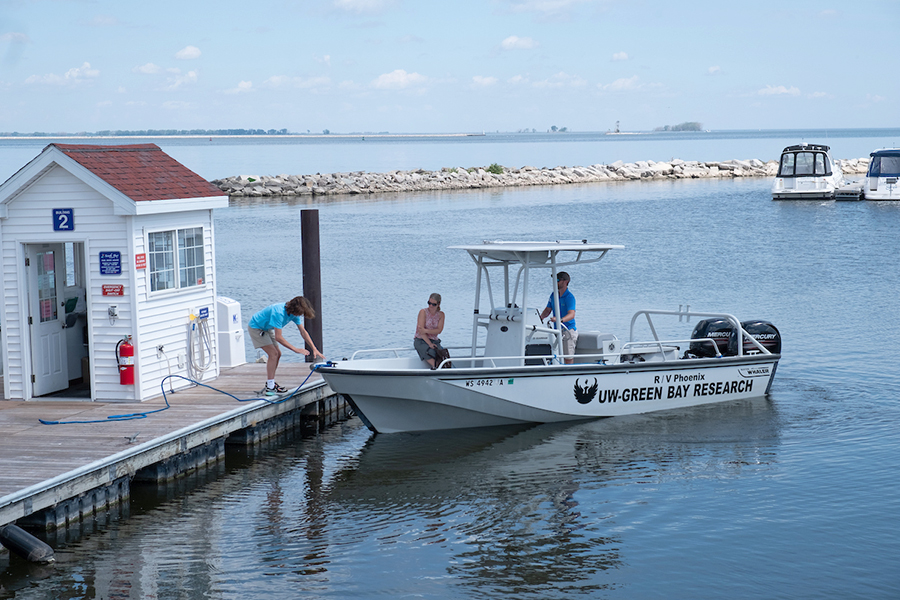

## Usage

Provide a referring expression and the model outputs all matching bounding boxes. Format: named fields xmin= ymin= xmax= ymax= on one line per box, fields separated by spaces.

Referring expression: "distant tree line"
xmin=0 ymin=128 xmax=295 ymax=137
xmin=654 ymin=122 xmax=702 ymax=132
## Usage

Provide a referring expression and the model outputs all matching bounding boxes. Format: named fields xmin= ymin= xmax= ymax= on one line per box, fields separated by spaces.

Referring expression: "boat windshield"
xmin=867 ymin=153 xmax=900 ymax=177
xmin=778 ymin=151 xmax=830 ymax=177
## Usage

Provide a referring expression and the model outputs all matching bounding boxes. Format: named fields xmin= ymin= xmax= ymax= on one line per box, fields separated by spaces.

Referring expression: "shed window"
xmin=148 ymin=227 xmax=205 ymax=292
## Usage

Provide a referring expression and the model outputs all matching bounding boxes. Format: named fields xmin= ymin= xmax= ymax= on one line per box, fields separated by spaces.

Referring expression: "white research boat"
xmin=318 ymin=241 xmax=781 ymax=434
xmin=863 ymin=148 xmax=900 ymax=200
xmin=771 ymin=143 xmax=844 ymax=200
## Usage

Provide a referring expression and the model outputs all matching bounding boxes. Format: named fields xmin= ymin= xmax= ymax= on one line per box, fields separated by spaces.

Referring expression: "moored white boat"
xmin=319 ymin=241 xmax=781 ymax=433
xmin=771 ymin=143 xmax=844 ymax=200
xmin=863 ymin=148 xmax=900 ymax=200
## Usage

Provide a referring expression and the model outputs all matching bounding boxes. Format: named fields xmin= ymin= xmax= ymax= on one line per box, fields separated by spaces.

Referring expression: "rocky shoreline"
xmin=212 ymin=157 xmax=870 ymax=198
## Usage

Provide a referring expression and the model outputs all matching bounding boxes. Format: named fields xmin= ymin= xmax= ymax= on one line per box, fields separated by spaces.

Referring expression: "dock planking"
xmin=0 ymin=362 xmax=338 ymax=528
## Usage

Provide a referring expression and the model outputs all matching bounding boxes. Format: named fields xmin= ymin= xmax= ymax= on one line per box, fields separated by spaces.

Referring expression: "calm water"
xmin=3 ymin=135 xmax=900 ymax=598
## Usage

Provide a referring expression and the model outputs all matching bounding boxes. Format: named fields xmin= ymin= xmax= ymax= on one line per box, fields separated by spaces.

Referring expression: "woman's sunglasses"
xmin=428 ymin=301 xmax=438 ymax=306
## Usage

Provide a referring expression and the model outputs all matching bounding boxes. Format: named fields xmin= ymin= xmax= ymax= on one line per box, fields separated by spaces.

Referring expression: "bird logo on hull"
xmin=574 ymin=378 xmax=598 ymax=404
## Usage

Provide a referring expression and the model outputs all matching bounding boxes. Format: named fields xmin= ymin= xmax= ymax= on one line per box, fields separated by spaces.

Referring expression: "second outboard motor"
xmin=728 ymin=320 xmax=782 ymax=356
xmin=689 ymin=318 xmax=735 ymax=357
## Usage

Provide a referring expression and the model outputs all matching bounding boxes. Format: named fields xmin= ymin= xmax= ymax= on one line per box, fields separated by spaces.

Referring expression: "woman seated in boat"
xmin=414 ymin=293 xmax=447 ymax=369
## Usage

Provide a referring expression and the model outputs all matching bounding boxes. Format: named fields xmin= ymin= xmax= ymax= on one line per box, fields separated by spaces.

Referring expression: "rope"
xmin=38 ymin=364 xmax=326 ymax=425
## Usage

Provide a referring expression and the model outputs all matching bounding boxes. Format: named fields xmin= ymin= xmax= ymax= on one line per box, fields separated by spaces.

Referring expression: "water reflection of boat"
xmin=771 ymin=143 xmax=844 ymax=200
xmin=325 ymin=397 xmax=777 ymax=595
xmin=327 ymin=397 xmax=779 ymax=504
xmin=320 ymin=241 xmax=781 ymax=433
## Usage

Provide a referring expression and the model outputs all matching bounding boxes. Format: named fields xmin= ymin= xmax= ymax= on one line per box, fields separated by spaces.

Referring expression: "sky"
xmin=0 ymin=0 xmax=897 ymax=134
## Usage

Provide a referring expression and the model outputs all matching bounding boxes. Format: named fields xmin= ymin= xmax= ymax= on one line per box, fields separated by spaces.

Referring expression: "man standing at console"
xmin=540 ymin=271 xmax=578 ymax=364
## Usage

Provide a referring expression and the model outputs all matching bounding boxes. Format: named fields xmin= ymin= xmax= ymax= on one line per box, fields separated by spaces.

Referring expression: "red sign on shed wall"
xmin=102 ymin=284 xmax=124 ymax=296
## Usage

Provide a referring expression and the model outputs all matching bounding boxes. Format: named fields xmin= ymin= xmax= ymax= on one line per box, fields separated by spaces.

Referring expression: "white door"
xmin=27 ymin=244 xmax=69 ymax=396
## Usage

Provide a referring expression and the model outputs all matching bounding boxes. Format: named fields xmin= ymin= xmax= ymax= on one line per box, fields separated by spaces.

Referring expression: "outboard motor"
xmin=689 ymin=318 xmax=735 ymax=357
xmin=728 ymin=320 xmax=782 ymax=356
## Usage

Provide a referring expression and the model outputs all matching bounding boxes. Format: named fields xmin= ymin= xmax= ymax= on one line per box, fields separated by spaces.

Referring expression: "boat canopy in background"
xmin=867 ymin=149 xmax=900 ymax=177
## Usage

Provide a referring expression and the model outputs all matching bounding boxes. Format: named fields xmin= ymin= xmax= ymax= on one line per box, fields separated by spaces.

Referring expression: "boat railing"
xmin=349 ymin=345 xmax=480 ymax=361
xmin=620 ymin=338 xmax=720 ymax=360
xmin=629 ymin=308 xmax=770 ymax=356
xmin=439 ymin=337 xmax=726 ymax=368
xmin=437 ymin=354 xmax=563 ymax=368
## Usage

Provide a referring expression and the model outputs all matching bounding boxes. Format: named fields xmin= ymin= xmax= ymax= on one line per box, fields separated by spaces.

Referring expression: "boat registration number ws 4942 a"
xmin=463 ymin=378 xmax=513 ymax=387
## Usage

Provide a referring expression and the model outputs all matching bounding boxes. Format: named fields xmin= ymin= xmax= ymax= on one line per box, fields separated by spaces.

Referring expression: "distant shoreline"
xmin=0 ymin=133 xmax=484 ymax=141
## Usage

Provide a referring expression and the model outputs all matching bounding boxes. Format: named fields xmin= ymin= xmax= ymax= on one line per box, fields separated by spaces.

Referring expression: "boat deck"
xmin=0 ymin=362 xmax=339 ymax=529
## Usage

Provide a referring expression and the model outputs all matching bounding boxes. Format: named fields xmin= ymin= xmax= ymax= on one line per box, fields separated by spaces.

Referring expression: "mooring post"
xmin=301 ymin=209 xmax=323 ymax=360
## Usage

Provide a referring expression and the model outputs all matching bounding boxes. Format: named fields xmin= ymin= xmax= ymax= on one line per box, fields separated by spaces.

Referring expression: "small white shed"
xmin=0 ymin=143 xmax=230 ymax=402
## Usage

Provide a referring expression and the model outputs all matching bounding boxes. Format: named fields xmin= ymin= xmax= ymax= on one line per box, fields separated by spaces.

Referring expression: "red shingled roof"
xmin=51 ymin=143 xmax=223 ymax=202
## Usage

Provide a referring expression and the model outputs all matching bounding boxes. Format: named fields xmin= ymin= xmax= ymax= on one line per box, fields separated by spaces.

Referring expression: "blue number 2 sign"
xmin=53 ymin=208 xmax=74 ymax=231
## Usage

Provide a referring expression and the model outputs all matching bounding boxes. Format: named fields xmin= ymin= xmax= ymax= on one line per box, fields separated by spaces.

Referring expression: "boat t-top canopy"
xmin=450 ymin=241 xmax=624 ymax=360
xmin=450 ymin=240 xmax=624 ymax=268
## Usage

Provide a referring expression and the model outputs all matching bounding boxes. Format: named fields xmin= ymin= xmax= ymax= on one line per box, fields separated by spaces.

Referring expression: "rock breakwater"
xmin=212 ymin=157 xmax=870 ymax=198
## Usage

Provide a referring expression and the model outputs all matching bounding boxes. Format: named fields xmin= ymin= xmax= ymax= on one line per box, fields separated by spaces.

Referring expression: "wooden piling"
xmin=301 ymin=209 xmax=323 ymax=360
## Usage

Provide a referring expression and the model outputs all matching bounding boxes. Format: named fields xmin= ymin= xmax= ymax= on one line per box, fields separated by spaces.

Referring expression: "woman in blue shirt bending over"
xmin=248 ymin=296 xmax=324 ymax=395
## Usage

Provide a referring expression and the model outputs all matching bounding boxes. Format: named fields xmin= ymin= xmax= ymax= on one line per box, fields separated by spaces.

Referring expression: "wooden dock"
xmin=0 ymin=362 xmax=343 ymax=530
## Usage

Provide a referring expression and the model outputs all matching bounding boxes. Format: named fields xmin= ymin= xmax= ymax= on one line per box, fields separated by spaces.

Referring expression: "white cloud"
xmin=225 ymin=81 xmax=254 ymax=94
xmin=472 ymin=75 xmax=498 ymax=87
xmin=334 ymin=0 xmax=396 ymax=13
xmin=0 ymin=32 xmax=29 ymax=43
xmin=866 ymin=94 xmax=885 ymax=103
xmin=612 ymin=51 xmax=628 ymax=61
xmin=66 ymin=62 xmax=99 ymax=79
xmin=808 ymin=91 xmax=829 ymax=98
xmin=533 ymin=71 xmax=586 ymax=88
xmin=134 ymin=63 xmax=163 ymax=74
xmin=507 ymin=75 xmax=529 ymax=84
xmin=372 ymin=69 xmax=427 ymax=89
xmin=164 ymin=70 xmax=198 ymax=91
xmin=263 ymin=75 xmax=331 ymax=89
xmin=25 ymin=62 xmax=99 ymax=85
xmin=505 ymin=0 xmax=591 ymax=19
xmin=502 ymin=35 xmax=538 ymax=50
xmin=87 ymin=15 xmax=121 ymax=27
xmin=176 ymin=46 xmax=201 ymax=60
xmin=316 ymin=54 xmax=332 ymax=66
xmin=758 ymin=85 xmax=800 ymax=96
xmin=708 ymin=66 xmax=721 ymax=75
xmin=162 ymin=100 xmax=193 ymax=110
xmin=601 ymin=75 xmax=640 ymax=91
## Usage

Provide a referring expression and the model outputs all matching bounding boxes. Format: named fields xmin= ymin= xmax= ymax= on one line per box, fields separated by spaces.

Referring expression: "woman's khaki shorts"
xmin=248 ymin=327 xmax=276 ymax=349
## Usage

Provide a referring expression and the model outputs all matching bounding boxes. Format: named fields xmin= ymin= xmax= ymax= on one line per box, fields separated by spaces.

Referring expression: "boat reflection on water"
xmin=325 ymin=398 xmax=780 ymax=593
xmin=331 ymin=397 xmax=780 ymax=499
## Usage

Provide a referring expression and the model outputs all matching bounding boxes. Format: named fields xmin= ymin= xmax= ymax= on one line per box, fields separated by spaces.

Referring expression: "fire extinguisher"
xmin=116 ymin=335 xmax=135 ymax=385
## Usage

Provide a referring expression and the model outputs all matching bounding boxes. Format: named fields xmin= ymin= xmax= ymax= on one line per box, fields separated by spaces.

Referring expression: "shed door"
xmin=27 ymin=244 xmax=69 ymax=396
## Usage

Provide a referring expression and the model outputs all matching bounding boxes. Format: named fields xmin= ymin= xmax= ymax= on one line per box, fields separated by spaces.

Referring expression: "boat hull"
xmin=320 ymin=355 xmax=779 ymax=433
xmin=772 ymin=190 xmax=835 ymax=200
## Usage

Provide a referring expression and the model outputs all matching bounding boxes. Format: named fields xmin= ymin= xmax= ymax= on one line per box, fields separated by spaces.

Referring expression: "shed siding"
xmin=1 ymin=166 xmax=132 ymax=400
xmin=130 ymin=211 xmax=220 ymax=400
